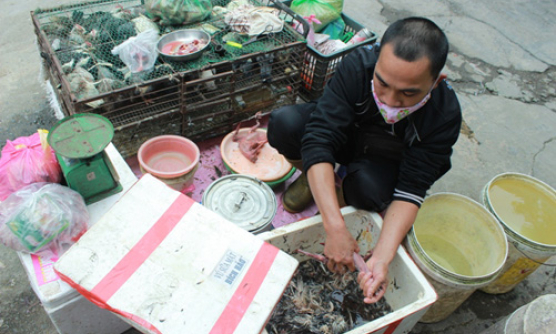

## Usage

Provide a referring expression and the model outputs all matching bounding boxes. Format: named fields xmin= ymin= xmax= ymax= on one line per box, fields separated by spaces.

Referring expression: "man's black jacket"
xmin=301 ymin=45 xmax=462 ymax=207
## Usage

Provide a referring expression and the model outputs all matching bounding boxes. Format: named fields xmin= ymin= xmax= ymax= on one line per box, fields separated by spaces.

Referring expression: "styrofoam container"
xmin=16 ymin=245 xmax=130 ymax=334
xmin=17 ymin=248 xmax=78 ymax=310
xmin=54 ymin=173 xmax=298 ymax=334
xmin=15 ymin=143 xmax=137 ymax=334
xmin=45 ymin=296 xmax=133 ymax=334
xmin=258 ymin=206 xmax=438 ymax=334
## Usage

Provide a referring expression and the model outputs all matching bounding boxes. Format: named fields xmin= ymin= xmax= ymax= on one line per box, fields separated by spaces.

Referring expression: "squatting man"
xmin=268 ymin=17 xmax=461 ymax=303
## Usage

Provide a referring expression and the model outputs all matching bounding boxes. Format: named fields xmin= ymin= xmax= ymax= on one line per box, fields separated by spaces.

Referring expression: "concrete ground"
xmin=1 ymin=0 xmax=555 ymax=333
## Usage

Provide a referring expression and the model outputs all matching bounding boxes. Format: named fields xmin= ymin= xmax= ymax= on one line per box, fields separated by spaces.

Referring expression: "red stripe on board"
xmin=383 ymin=318 xmax=402 ymax=334
xmin=209 ymin=243 xmax=280 ymax=334
xmin=91 ymin=195 xmax=194 ymax=301
xmin=55 ymin=269 xmax=163 ymax=334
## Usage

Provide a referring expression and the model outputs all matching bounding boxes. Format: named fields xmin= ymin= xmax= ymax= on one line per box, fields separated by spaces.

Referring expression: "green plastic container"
xmin=223 ymin=160 xmax=296 ymax=188
xmin=283 ymin=1 xmax=378 ymax=100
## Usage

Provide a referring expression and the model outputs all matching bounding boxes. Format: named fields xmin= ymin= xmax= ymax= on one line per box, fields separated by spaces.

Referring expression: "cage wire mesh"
xmin=112 ymin=109 xmax=183 ymax=158
xmin=33 ymin=0 xmax=308 ymax=156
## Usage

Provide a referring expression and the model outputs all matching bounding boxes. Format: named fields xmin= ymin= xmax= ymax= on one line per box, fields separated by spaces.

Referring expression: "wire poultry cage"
xmin=33 ymin=0 xmax=308 ymax=157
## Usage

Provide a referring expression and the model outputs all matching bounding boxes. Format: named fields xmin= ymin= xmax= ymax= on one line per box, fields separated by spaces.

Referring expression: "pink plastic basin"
xmin=138 ymin=135 xmax=200 ymax=179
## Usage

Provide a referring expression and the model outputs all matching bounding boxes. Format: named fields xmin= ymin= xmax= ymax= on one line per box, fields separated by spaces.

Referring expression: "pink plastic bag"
xmin=293 ymin=14 xmax=322 ymax=47
xmin=0 ymin=130 xmax=62 ymax=201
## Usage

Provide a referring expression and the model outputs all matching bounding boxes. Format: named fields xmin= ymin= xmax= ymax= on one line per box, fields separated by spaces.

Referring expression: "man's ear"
xmin=434 ymin=73 xmax=448 ymax=89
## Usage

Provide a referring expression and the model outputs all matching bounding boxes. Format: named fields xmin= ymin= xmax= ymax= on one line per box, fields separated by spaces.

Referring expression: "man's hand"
xmin=307 ymin=162 xmax=360 ymax=274
xmin=355 ymin=200 xmax=420 ymax=303
xmin=357 ymin=257 xmax=388 ymax=303
xmin=323 ymin=225 xmax=360 ymax=273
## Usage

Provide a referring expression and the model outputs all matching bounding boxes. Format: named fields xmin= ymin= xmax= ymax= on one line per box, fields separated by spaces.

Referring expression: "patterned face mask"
xmin=371 ymin=79 xmax=435 ymax=124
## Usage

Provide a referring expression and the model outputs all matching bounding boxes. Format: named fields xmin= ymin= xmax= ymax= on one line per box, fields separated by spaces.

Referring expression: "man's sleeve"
xmin=394 ymin=87 xmax=462 ymax=207
xmin=300 ymin=50 xmax=368 ymax=172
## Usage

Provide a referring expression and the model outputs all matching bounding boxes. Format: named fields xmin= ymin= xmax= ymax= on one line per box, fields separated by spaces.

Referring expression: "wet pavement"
xmin=1 ymin=0 xmax=556 ymax=333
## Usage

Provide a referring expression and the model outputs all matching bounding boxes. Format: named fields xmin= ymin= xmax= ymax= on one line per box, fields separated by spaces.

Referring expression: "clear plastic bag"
xmin=0 ymin=183 xmax=89 ymax=254
xmin=112 ymin=30 xmax=159 ymax=73
xmin=0 ymin=130 xmax=62 ymax=201
xmin=291 ymin=0 xmax=343 ymax=33
xmin=145 ymin=0 xmax=212 ymax=26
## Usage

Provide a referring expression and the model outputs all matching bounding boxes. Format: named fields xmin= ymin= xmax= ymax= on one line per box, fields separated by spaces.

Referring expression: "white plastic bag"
xmin=316 ymin=38 xmax=346 ymax=55
xmin=0 ymin=183 xmax=89 ymax=254
xmin=112 ymin=30 xmax=159 ymax=73
xmin=222 ymin=1 xmax=284 ymax=35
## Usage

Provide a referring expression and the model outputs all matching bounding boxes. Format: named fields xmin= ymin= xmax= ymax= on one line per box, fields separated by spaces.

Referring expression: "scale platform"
xmin=48 ymin=114 xmax=122 ymax=204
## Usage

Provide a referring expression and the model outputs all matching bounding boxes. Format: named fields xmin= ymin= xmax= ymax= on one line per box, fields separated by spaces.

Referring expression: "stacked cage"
xmin=33 ymin=0 xmax=308 ymax=157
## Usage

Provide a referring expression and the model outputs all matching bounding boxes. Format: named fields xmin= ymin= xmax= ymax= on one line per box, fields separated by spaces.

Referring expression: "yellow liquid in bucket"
xmin=416 ymin=234 xmax=475 ymax=276
xmin=489 ymin=178 xmax=556 ymax=245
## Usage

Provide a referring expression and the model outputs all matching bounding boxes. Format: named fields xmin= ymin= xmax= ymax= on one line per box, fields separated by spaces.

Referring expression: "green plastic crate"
xmin=299 ymin=13 xmax=377 ymax=101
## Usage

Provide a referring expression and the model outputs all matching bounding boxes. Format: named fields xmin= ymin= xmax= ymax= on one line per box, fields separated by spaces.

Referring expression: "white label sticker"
xmin=212 ymin=250 xmax=247 ymax=287
xmin=87 ymin=172 xmax=96 ymax=181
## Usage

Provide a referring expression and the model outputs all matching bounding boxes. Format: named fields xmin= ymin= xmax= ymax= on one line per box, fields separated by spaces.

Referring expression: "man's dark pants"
xmin=267 ymin=103 xmax=400 ymax=212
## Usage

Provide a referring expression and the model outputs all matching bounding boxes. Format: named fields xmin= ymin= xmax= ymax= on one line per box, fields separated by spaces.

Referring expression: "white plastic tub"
xmin=258 ymin=206 xmax=437 ymax=334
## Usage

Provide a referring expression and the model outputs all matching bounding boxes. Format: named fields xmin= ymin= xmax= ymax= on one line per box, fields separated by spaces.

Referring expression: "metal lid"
xmin=202 ymin=174 xmax=277 ymax=233
xmin=48 ymin=114 xmax=114 ymax=159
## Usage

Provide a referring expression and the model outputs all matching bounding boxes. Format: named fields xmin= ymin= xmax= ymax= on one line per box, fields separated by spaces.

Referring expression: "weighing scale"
xmin=48 ymin=114 xmax=122 ymax=204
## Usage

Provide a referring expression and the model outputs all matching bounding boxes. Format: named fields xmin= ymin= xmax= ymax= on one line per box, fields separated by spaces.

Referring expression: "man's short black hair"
xmin=380 ymin=17 xmax=449 ymax=78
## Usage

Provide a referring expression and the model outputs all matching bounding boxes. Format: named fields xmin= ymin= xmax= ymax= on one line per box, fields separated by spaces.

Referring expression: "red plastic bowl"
xmin=138 ymin=135 xmax=200 ymax=179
